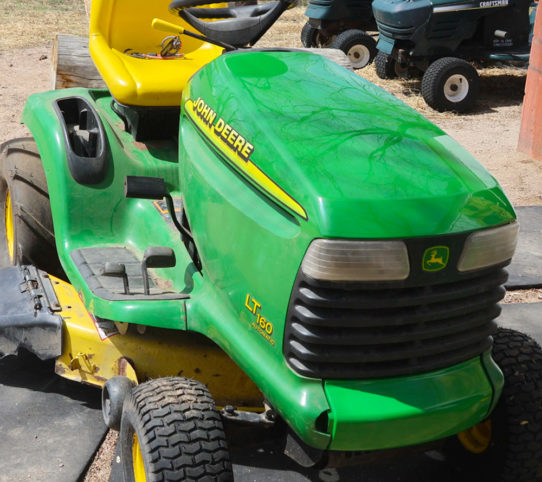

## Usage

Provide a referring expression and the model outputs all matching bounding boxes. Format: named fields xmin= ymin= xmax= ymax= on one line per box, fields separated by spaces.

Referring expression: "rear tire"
xmin=301 ymin=22 xmax=319 ymax=48
xmin=120 ymin=377 xmax=233 ymax=482
xmin=375 ymin=51 xmax=397 ymax=79
xmin=331 ymin=30 xmax=376 ymax=69
xmin=441 ymin=328 xmax=542 ymax=481
xmin=421 ymin=57 xmax=479 ymax=112
xmin=0 ymin=138 xmax=62 ymax=277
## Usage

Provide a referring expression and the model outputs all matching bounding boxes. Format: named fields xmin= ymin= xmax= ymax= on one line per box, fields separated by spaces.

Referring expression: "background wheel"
xmin=0 ymin=137 xmax=62 ymax=277
xmin=102 ymin=376 xmax=135 ymax=431
xmin=421 ymin=57 xmax=479 ymax=112
xmin=301 ymin=22 xmax=318 ymax=48
xmin=331 ymin=30 xmax=377 ymax=69
xmin=375 ymin=51 xmax=398 ymax=79
xmin=441 ymin=328 xmax=542 ymax=481
xmin=120 ymin=377 xmax=233 ymax=482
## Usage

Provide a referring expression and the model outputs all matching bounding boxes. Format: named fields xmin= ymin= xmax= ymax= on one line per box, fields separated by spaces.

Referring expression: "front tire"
xmin=0 ymin=137 xmax=62 ymax=276
xmin=441 ymin=328 xmax=542 ymax=481
xmin=421 ymin=57 xmax=479 ymax=112
xmin=301 ymin=22 xmax=318 ymax=48
xmin=374 ymin=51 xmax=398 ymax=79
xmin=102 ymin=376 xmax=135 ymax=431
xmin=120 ymin=377 xmax=233 ymax=482
xmin=331 ymin=30 xmax=376 ymax=70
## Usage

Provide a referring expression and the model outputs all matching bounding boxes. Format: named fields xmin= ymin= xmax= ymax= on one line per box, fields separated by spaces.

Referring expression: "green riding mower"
xmin=372 ymin=0 xmax=537 ymax=111
xmin=301 ymin=0 xmax=378 ymax=69
xmin=1 ymin=0 xmax=542 ymax=480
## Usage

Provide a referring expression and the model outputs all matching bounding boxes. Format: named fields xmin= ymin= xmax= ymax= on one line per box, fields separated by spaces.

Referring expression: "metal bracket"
xmin=69 ymin=352 xmax=97 ymax=374
xmin=220 ymin=404 xmax=276 ymax=427
xmin=20 ymin=265 xmax=61 ymax=312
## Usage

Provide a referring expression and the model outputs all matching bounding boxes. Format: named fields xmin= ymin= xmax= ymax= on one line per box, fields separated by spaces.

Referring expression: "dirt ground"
xmin=1 ymin=5 xmax=542 ymax=480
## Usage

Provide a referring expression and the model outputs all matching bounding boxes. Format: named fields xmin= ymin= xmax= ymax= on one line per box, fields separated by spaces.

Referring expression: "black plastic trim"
xmin=284 ymin=232 xmax=510 ymax=380
xmin=54 ymin=96 xmax=108 ymax=185
xmin=111 ymin=102 xmax=180 ymax=142
xmin=0 ymin=266 xmax=63 ymax=360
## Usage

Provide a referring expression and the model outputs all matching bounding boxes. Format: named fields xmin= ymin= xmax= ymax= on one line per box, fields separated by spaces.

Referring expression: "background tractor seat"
xmin=169 ymin=0 xmax=296 ymax=48
xmin=89 ymin=0 xmax=223 ymax=107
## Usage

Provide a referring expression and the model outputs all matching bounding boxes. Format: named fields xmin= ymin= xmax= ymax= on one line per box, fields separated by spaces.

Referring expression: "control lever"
xmin=141 ymin=247 xmax=176 ymax=295
xmin=103 ymin=262 xmax=130 ymax=295
xmin=124 ymin=176 xmax=192 ymax=240
xmin=151 ymin=18 xmax=235 ymax=51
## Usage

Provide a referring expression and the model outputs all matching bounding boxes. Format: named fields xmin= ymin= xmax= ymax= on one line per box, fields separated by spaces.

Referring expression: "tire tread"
xmin=301 ymin=22 xmax=318 ymax=48
xmin=331 ymin=29 xmax=376 ymax=69
xmin=0 ymin=137 xmax=62 ymax=276
xmin=122 ymin=377 xmax=233 ymax=482
xmin=375 ymin=51 xmax=397 ymax=80
xmin=442 ymin=327 xmax=542 ymax=482
xmin=490 ymin=328 xmax=542 ymax=481
xmin=421 ymin=57 xmax=479 ymax=112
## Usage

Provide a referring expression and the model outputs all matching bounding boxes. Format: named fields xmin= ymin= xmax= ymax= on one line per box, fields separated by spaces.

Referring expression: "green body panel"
xmin=180 ymin=51 xmax=514 ymax=238
xmin=325 ymin=355 xmax=499 ymax=450
xmin=481 ymin=349 xmax=505 ymax=414
xmin=22 ymin=89 xmax=191 ymax=328
xmin=21 ymin=51 xmax=513 ymax=451
xmin=176 ymin=51 xmax=510 ymax=449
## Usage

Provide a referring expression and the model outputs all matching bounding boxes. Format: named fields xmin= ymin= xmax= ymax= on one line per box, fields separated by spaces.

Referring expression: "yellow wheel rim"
xmin=457 ymin=418 xmax=492 ymax=454
xmin=132 ymin=433 xmax=147 ymax=482
xmin=5 ymin=189 xmax=14 ymax=263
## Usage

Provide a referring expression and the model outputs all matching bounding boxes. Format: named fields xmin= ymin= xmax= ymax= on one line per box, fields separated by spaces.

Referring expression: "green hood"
xmin=181 ymin=51 xmax=514 ymax=238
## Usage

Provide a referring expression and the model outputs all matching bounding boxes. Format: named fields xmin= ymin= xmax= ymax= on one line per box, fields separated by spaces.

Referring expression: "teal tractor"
xmin=372 ymin=0 xmax=537 ymax=111
xmin=301 ymin=0 xmax=378 ymax=69
xmin=1 ymin=0 xmax=542 ymax=480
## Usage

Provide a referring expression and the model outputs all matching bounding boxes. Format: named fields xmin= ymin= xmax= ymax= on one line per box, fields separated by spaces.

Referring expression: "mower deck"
xmin=0 ymin=265 xmax=263 ymax=407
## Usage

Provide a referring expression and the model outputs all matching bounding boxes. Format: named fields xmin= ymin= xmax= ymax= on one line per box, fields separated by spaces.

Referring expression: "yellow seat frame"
xmin=89 ymin=0 xmax=224 ymax=107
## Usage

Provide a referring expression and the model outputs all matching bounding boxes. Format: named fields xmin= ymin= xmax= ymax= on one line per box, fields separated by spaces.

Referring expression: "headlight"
xmin=301 ymin=239 xmax=410 ymax=281
xmin=458 ymin=222 xmax=519 ymax=272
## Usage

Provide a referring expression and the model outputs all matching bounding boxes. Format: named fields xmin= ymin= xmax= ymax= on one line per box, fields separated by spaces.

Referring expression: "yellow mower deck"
xmin=51 ymin=275 xmax=263 ymax=408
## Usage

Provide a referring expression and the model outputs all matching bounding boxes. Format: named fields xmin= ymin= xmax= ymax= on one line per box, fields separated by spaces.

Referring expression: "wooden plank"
xmin=84 ymin=0 xmax=91 ymax=19
xmin=51 ymin=34 xmax=352 ymax=91
xmin=52 ymin=34 xmax=105 ymax=90
xmin=294 ymin=48 xmax=353 ymax=71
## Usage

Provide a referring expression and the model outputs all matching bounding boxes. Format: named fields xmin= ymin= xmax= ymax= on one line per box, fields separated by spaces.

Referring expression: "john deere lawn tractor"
xmin=372 ymin=0 xmax=537 ymax=111
xmin=1 ymin=0 xmax=542 ymax=480
xmin=301 ymin=0 xmax=378 ymax=69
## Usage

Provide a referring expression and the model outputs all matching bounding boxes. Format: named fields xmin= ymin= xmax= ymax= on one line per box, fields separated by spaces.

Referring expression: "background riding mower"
xmin=372 ymin=0 xmax=537 ymax=111
xmin=1 ymin=0 xmax=542 ymax=480
xmin=301 ymin=0 xmax=378 ymax=68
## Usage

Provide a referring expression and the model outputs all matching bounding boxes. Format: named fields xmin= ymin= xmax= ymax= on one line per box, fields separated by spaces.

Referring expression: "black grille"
xmin=284 ymin=267 xmax=507 ymax=379
xmin=376 ymin=21 xmax=416 ymax=39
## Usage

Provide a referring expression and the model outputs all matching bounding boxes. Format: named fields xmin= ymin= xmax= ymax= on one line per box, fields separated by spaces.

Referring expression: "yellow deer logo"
xmin=427 ymin=249 xmax=445 ymax=267
xmin=422 ymin=246 xmax=449 ymax=272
